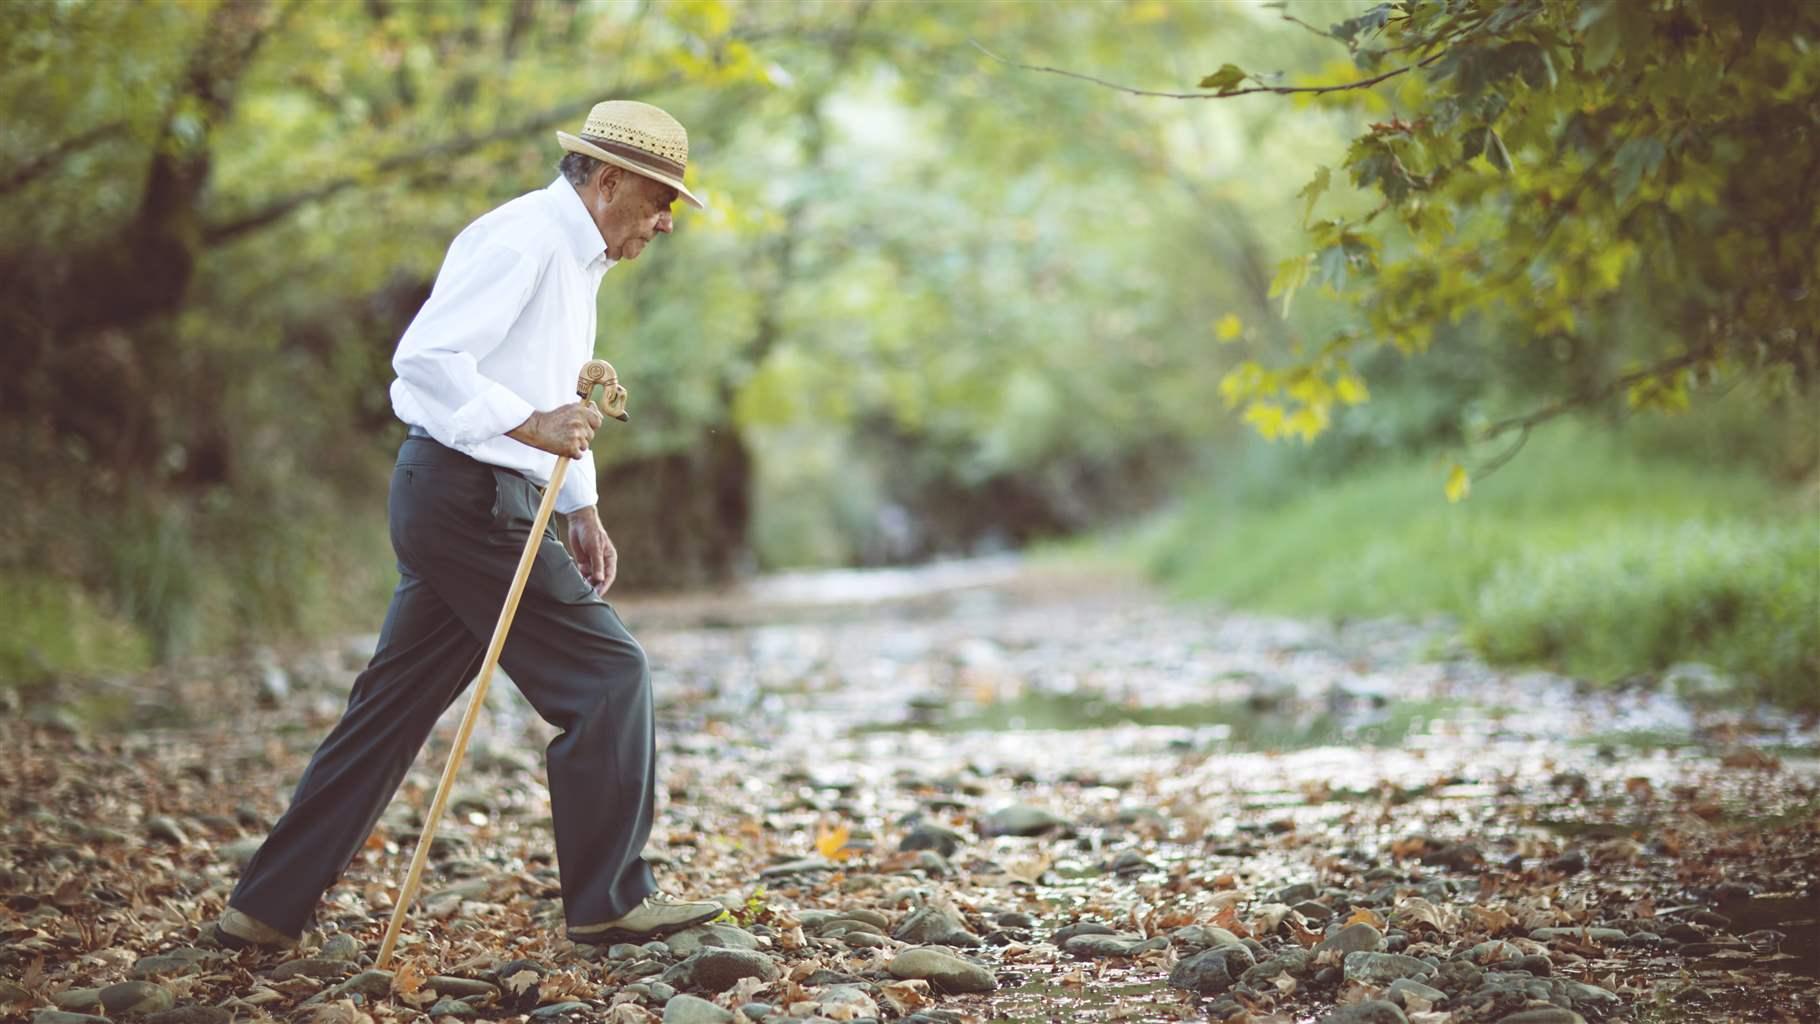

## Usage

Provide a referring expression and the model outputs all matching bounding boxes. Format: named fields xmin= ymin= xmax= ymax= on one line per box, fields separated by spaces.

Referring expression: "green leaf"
xmin=1297 ymin=165 xmax=1331 ymax=227
xmin=1613 ymin=136 xmax=1666 ymax=204
xmin=1485 ymin=129 xmax=1512 ymax=173
xmin=1577 ymin=1 xmax=1621 ymax=72
xmin=1198 ymin=64 xmax=1248 ymax=93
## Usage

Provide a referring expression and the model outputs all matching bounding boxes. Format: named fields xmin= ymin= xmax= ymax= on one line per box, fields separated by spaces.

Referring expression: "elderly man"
xmin=214 ymin=101 xmax=721 ymax=951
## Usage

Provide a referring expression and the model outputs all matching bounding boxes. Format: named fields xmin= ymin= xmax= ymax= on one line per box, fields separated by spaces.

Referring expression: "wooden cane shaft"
xmin=375 ymin=456 xmax=572 ymax=969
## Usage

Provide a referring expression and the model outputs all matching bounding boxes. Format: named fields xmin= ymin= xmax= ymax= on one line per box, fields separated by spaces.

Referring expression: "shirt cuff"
xmin=448 ymin=383 xmax=537 ymax=448
xmin=555 ymin=456 xmax=598 ymax=515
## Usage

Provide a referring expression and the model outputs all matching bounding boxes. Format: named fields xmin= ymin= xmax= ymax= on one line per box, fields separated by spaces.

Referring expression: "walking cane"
xmin=374 ymin=359 xmax=629 ymax=970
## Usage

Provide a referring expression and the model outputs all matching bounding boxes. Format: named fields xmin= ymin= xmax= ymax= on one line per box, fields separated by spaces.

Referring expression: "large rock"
xmin=1318 ymin=1000 xmax=1409 ymax=1024
xmin=663 ymin=948 xmax=780 ymax=992
xmin=1316 ymin=922 xmax=1386 ymax=956
xmin=893 ymin=904 xmax=981 ymax=948
xmin=270 ymin=957 xmax=355 ymax=981
xmin=1343 ymin=952 xmax=1436 ymax=985
xmin=34 ymin=1012 xmax=111 ymax=1024
xmin=887 ymin=948 xmax=997 ymax=994
xmin=667 ymin=923 xmax=762 ymax=957
xmin=664 ymin=994 xmax=735 ymax=1024
xmin=1167 ymin=946 xmax=1256 ymax=994
xmin=978 ymin=804 xmax=1069 ymax=837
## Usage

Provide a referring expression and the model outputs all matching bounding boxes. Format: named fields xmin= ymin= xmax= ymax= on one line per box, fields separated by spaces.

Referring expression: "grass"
xmin=1134 ymin=425 xmax=1819 ymax=709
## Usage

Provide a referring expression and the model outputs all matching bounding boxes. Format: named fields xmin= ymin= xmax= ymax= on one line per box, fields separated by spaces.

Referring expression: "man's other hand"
xmin=567 ymin=506 xmax=618 ymax=596
xmin=509 ymin=401 xmax=604 ymax=459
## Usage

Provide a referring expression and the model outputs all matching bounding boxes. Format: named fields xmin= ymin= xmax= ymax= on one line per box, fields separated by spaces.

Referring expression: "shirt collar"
xmin=546 ymin=176 xmax=613 ymax=269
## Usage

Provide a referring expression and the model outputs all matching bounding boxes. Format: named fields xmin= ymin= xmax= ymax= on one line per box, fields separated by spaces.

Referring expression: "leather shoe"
xmin=567 ymin=892 xmax=723 ymax=944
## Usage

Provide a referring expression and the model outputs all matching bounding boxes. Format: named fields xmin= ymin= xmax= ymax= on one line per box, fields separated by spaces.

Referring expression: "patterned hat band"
xmin=579 ymin=135 xmax=685 ymax=181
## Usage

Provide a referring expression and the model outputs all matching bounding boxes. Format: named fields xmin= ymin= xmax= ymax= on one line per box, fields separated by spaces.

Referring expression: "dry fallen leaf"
xmin=816 ymin=823 xmax=858 ymax=861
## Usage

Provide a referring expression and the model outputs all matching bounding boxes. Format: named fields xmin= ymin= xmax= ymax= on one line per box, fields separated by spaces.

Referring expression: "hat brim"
xmin=557 ymin=131 xmax=706 ymax=210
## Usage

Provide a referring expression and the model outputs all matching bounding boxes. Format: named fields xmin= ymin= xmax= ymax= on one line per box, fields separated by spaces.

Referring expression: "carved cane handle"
xmin=576 ymin=359 xmax=630 ymax=423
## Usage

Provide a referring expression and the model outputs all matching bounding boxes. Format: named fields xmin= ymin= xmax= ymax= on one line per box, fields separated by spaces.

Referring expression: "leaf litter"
xmin=1 ymin=563 xmax=1816 ymax=1023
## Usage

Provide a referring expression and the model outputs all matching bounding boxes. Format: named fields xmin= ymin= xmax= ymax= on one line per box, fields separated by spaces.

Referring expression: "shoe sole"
xmin=567 ymin=907 xmax=723 ymax=947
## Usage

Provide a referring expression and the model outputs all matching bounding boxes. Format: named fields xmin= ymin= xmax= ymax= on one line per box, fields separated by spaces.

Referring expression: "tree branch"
xmin=969 ymin=39 xmax=1444 ymax=100
xmin=0 ymin=122 xmax=126 ymax=198
xmin=1479 ymin=348 xmax=1715 ymax=441
xmin=201 ymin=76 xmax=679 ymax=244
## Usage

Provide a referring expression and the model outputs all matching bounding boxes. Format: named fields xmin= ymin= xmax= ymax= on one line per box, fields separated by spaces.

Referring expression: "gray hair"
xmin=559 ymin=151 xmax=606 ymax=187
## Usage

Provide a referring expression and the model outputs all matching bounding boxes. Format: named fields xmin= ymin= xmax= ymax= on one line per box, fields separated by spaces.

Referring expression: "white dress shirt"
xmin=391 ymin=176 xmax=616 ymax=515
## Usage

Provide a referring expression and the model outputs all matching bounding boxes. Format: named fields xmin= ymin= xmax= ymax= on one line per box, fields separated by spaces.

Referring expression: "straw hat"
xmin=557 ymin=100 xmax=704 ymax=209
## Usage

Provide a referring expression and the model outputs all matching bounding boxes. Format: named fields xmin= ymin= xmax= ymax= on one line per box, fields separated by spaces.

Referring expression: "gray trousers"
xmin=229 ymin=436 xmax=657 ymax=937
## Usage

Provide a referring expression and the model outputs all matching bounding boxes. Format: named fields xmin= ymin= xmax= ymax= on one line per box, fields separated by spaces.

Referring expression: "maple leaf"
xmin=815 ymin=823 xmax=856 ymax=861
xmin=501 ymin=969 xmax=540 ymax=997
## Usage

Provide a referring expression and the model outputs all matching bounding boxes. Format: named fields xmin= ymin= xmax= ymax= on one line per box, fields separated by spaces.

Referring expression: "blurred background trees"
xmin=2 ymin=0 xmax=1814 ymax=705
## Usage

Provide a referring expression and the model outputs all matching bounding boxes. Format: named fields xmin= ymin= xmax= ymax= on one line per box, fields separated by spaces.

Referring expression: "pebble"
xmin=662 ymin=948 xmax=781 ymax=992
xmin=427 ymin=998 xmax=476 ymax=1018
xmin=1063 ymin=934 xmax=1165 ymax=958
xmin=130 ymin=948 xmax=218 ymax=980
xmin=1468 ymin=940 xmax=1525 ymax=963
xmin=98 ymin=981 xmax=172 ymax=1016
xmin=665 ymin=994 xmax=735 ymax=1024
xmin=1316 ymin=922 xmax=1386 ymax=956
xmin=1530 ymin=927 xmax=1627 ymax=943
xmin=1051 ymin=921 xmax=1116 ymax=945
xmin=143 ymin=1008 xmax=231 ymax=1024
xmin=1343 ymin=952 xmax=1436 ymax=985
xmin=34 ymin=1012 xmax=111 ymax=1024
xmin=978 ymin=803 xmax=1068 ymax=837
xmin=1293 ymin=900 xmax=1334 ymax=922
xmin=1386 ymin=978 xmax=1446 ymax=1007
xmin=145 ymin=816 xmax=189 ymax=845
xmin=270 ymin=957 xmax=354 ymax=981
xmin=1495 ymin=1011 xmax=1585 ymax=1024
xmin=738 ymin=1002 xmax=772 ymax=1021
xmin=218 ymin=837 xmax=262 ymax=868
xmin=997 ymin=911 xmax=1036 ymax=930
xmin=649 ymin=982 xmax=677 ymax=1002
xmin=1274 ymin=882 xmax=1319 ymax=903
xmin=318 ymin=934 xmax=360 ymax=962
xmin=529 ymin=1002 xmax=593 ymax=1019
xmin=1170 ymin=924 xmax=1244 ymax=950
xmin=892 ymin=904 xmax=981 ymax=947
xmin=1317 ymin=1001 xmax=1409 ymax=1024
xmin=900 ymin=824 xmax=966 ymax=857
xmin=887 ymin=947 xmax=997 ymax=993
xmin=1167 ymin=945 xmax=1255 ymax=994
xmin=331 ymin=971 xmax=394 ymax=999
xmin=427 ymin=977 xmax=497 ymax=999
xmin=51 ymin=989 xmax=102 ymax=1012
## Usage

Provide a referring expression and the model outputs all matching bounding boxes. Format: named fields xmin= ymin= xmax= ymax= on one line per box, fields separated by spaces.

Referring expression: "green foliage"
xmin=1139 ymin=423 xmax=1818 ymax=707
xmin=1472 ymin=521 xmax=1820 ymax=708
xmin=1209 ymin=0 xmax=1820 ymax=479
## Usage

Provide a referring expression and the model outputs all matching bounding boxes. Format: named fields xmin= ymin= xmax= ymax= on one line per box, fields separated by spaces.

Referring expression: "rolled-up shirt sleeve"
xmin=392 ymin=242 xmax=542 ymax=449
xmin=556 ymin=449 xmax=599 ymax=516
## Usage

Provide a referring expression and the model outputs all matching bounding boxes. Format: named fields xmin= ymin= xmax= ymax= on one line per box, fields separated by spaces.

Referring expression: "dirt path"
xmin=4 ymin=560 xmax=1816 ymax=1023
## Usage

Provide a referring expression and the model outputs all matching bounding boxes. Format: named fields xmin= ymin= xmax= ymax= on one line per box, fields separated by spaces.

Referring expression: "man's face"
xmin=584 ymin=166 xmax=677 ymax=261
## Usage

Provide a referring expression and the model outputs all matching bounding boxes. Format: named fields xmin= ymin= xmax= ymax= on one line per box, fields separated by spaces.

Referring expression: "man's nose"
xmin=655 ymin=211 xmax=673 ymax=234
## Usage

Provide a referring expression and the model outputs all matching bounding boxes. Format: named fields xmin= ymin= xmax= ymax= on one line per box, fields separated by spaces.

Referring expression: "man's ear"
xmin=596 ymin=165 xmax=621 ymax=201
